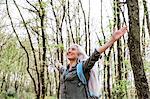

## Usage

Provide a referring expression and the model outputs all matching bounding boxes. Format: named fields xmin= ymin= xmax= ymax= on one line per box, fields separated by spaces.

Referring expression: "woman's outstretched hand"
xmin=55 ymin=60 xmax=62 ymax=69
xmin=97 ymin=26 xmax=128 ymax=54
xmin=112 ymin=27 xmax=128 ymax=42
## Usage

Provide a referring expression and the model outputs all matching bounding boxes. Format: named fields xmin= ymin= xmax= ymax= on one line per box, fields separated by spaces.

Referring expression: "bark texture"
xmin=127 ymin=0 xmax=150 ymax=98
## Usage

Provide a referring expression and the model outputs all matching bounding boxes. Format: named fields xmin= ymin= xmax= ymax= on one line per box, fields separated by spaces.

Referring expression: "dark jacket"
xmin=60 ymin=50 xmax=101 ymax=99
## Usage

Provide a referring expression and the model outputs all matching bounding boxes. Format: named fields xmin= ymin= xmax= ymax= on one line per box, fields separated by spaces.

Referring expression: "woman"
xmin=59 ymin=27 xmax=127 ymax=99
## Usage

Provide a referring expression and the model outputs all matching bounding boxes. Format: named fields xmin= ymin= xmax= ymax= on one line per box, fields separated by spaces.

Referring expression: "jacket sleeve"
xmin=83 ymin=49 xmax=101 ymax=73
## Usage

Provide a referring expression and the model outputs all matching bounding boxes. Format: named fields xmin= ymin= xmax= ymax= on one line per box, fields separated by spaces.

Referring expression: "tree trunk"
xmin=127 ymin=0 xmax=150 ymax=98
xmin=0 ymin=74 xmax=6 ymax=93
xmin=141 ymin=14 xmax=146 ymax=59
xmin=38 ymin=1 xmax=46 ymax=98
xmin=67 ymin=0 xmax=75 ymax=44
xmin=79 ymin=0 xmax=88 ymax=53
xmin=143 ymin=0 xmax=150 ymax=37
xmin=6 ymin=0 xmax=38 ymax=98
xmin=88 ymin=0 xmax=91 ymax=56
xmin=116 ymin=0 xmax=123 ymax=82
xmin=106 ymin=47 xmax=113 ymax=99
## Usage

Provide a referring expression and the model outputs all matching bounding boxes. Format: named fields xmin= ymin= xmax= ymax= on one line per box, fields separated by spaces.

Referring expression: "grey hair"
xmin=69 ymin=44 xmax=89 ymax=63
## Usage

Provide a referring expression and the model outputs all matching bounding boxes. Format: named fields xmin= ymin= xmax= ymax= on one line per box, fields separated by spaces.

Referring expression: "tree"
xmin=6 ymin=0 xmax=48 ymax=98
xmin=143 ymin=0 xmax=150 ymax=38
xmin=127 ymin=0 xmax=150 ymax=98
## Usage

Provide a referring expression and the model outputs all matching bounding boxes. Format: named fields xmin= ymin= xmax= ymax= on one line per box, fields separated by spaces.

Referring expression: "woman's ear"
xmin=78 ymin=54 xmax=84 ymax=60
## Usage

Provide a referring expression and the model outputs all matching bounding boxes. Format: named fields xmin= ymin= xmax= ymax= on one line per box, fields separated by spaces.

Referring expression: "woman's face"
xmin=67 ymin=46 xmax=79 ymax=61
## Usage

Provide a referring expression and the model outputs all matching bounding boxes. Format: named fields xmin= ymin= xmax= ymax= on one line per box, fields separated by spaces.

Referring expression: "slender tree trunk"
xmin=67 ymin=0 xmax=75 ymax=43
xmin=77 ymin=1 xmax=81 ymax=44
xmin=50 ymin=1 xmax=66 ymax=98
xmin=121 ymin=2 xmax=128 ymax=98
xmin=40 ymin=4 xmax=46 ymax=99
xmin=127 ymin=0 xmax=150 ymax=98
xmin=143 ymin=0 xmax=150 ymax=37
xmin=100 ymin=0 xmax=107 ymax=98
xmin=116 ymin=0 xmax=124 ymax=98
xmin=65 ymin=18 xmax=71 ymax=46
xmin=0 ymin=74 xmax=6 ymax=93
xmin=116 ymin=0 xmax=123 ymax=81
xmin=112 ymin=3 xmax=117 ymax=98
xmin=141 ymin=15 xmax=146 ymax=59
xmin=6 ymin=1 xmax=38 ymax=98
xmin=106 ymin=48 xmax=113 ymax=99
xmin=79 ymin=0 xmax=88 ymax=53
xmin=88 ymin=0 xmax=91 ymax=56
xmin=50 ymin=0 xmax=60 ymax=62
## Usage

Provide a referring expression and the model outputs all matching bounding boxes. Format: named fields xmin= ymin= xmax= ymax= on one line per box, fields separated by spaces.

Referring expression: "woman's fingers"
xmin=120 ymin=26 xmax=128 ymax=33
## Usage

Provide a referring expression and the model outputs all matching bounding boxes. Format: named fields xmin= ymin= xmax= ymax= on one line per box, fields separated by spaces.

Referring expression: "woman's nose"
xmin=67 ymin=50 xmax=71 ymax=54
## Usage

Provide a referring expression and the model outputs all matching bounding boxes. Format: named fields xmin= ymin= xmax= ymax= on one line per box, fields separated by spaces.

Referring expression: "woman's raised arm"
xmin=97 ymin=27 xmax=127 ymax=54
xmin=83 ymin=27 xmax=127 ymax=72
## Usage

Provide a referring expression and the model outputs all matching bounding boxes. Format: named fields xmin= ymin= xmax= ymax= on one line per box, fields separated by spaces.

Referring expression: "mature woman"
xmin=59 ymin=27 xmax=127 ymax=99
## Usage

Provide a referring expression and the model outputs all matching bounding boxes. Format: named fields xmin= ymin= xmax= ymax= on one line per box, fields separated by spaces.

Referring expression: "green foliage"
xmin=46 ymin=96 xmax=56 ymax=99
xmin=0 ymin=88 xmax=17 ymax=99
xmin=0 ymin=90 xmax=35 ymax=99
xmin=48 ymin=43 xmax=64 ymax=51
xmin=144 ymin=60 xmax=150 ymax=72
xmin=0 ymin=37 xmax=25 ymax=73
xmin=112 ymin=80 xmax=129 ymax=98
xmin=34 ymin=1 xmax=48 ymax=8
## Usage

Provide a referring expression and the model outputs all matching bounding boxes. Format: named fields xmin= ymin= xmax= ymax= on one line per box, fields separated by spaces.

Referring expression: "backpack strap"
xmin=77 ymin=63 xmax=91 ymax=99
xmin=76 ymin=62 xmax=87 ymax=85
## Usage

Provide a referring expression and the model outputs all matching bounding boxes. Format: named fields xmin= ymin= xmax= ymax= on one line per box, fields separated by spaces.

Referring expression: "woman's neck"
xmin=69 ymin=60 xmax=77 ymax=70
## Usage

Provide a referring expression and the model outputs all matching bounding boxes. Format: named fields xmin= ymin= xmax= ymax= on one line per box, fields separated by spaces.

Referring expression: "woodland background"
xmin=0 ymin=0 xmax=150 ymax=99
